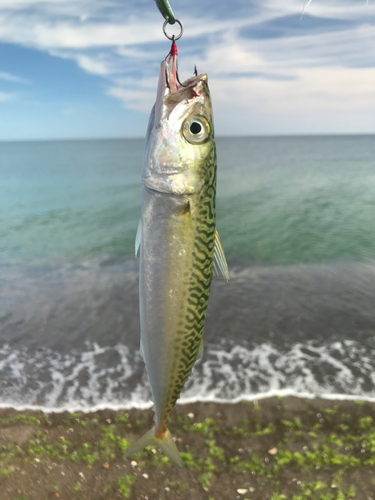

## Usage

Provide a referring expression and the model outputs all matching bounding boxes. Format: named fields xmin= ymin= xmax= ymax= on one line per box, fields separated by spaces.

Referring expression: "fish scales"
xmin=126 ymin=64 xmax=228 ymax=467
xmin=140 ymin=146 xmax=216 ymax=430
xmin=162 ymin=147 xmax=217 ymax=423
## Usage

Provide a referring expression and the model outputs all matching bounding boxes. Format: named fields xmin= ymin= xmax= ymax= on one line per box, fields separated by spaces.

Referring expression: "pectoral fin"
xmin=135 ymin=218 xmax=142 ymax=257
xmin=195 ymin=337 xmax=204 ymax=362
xmin=139 ymin=339 xmax=145 ymax=361
xmin=213 ymin=229 xmax=230 ymax=281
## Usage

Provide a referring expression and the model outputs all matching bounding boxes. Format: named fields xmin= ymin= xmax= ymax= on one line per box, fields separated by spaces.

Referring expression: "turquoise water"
xmin=2 ymin=135 xmax=375 ymax=408
xmin=2 ymin=135 xmax=375 ymax=266
xmin=0 ymin=139 xmax=142 ymax=264
xmin=217 ymin=135 xmax=375 ymax=263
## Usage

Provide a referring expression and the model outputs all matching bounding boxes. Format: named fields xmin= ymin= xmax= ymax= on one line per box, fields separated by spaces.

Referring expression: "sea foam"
xmin=0 ymin=339 xmax=374 ymax=412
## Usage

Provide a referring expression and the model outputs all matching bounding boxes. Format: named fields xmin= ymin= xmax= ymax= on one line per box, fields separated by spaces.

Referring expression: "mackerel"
xmin=126 ymin=60 xmax=229 ymax=467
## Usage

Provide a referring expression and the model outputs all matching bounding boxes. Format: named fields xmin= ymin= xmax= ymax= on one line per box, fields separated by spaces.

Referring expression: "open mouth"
xmin=153 ymin=49 xmax=206 ymax=127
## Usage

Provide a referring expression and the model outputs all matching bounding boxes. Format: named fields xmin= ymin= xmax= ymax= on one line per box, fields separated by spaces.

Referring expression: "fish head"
xmin=142 ymin=63 xmax=215 ymax=196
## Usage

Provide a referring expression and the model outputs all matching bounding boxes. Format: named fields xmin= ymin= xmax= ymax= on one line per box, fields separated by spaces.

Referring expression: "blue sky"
xmin=0 ymin=0 xmax=374 ymax=140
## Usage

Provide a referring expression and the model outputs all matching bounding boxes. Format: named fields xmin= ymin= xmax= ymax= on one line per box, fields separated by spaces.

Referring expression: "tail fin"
xmin=125 ymin=427 xmax=183 ymax=468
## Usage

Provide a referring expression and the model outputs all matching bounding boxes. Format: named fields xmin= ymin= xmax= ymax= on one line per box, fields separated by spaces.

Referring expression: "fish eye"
xmin=182 ymin=116 xmax=210 ymax=144
xmin=190 ymin=122 xmax=202 ymax=134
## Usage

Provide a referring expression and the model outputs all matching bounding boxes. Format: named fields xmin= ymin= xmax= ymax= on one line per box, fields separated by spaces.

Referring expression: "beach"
xmin=2 ymin=137 xmax=375 ymax=408
xmin=2 ymin=259 xmax=375 ymax=409
xmin=1 ymin=397 xmax=374 ymax=500
xmin=2 ymin=137 xmax=375 ymax=499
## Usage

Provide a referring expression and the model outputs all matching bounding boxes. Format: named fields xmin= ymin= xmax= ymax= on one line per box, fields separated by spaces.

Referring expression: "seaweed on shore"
xmin=0 ymin=397 xmax=374 ymax=499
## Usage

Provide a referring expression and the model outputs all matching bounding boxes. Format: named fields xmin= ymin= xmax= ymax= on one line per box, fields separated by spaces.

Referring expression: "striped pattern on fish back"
xmin=161 ymin=146 xmax=217 ymax=426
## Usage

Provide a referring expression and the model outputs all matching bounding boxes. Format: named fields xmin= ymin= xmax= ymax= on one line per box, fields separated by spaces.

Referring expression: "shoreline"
xmin=2 ymin=258 xmax=375 ymax=408
xmin=0 ymin=396 xmax=374 ymax=499
xmin=2 ymin=390 xmax=375 ymax=413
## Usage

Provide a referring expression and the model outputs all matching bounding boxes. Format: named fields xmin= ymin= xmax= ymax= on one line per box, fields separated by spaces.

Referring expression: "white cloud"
xmin=215 ymin=67 xmax=375 ymax=114
xmin=0 ymin=0 xmax=370 ymax=52
xmin=182 ymin=24 xmax=375 ymax=79
xmin=0 ymin=91 xmax=17 ymax=102
xmin=0 ymin=71 xmax=27 ymax=83
xmin=0 ymin=0 xmax=375 ymax=134
xmin=72 ymin=54 xmax=111 ymax=75
xmin=106 ymin=86 xmax=155 ymax=113
xmin=264 ymin=0 xmax=375 ymax=21
xmin=207 ymin=65 xmax=375 ymax=135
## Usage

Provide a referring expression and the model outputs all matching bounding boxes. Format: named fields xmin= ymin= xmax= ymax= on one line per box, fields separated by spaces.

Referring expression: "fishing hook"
xmin=154 ymin=1 xmax=186 ymax=86
xmin=165 ymin=35 xmax=186 ymax=88
xmin=176 ymin=65 xmax=187 ymax=87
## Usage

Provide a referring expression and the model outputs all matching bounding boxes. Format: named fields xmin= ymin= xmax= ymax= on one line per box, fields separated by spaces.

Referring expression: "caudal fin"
xmin=125 ymin=427 xmax=183 ymax=468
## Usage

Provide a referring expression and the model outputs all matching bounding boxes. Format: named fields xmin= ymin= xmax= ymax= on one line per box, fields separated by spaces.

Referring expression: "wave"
xmin=1 ymin=339 xmax=375 ymax=412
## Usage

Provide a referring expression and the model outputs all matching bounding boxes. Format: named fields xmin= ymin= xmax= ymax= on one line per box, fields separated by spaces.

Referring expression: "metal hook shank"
xmin=154 ymin=0 xmax=176 ymax=24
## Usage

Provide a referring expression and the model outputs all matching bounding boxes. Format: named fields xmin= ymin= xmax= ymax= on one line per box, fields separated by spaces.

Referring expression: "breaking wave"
xmin=1 ymin=339 xmax=375 ymax=412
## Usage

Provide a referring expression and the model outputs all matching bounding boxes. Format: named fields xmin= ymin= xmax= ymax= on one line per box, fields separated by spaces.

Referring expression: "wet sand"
xmin=0 ymin=396 xmax=374 ymax=500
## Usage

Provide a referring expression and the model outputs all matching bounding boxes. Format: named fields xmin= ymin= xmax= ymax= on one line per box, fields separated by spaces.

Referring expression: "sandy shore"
xmin=0 ymin=397 xmax=374 ymax=500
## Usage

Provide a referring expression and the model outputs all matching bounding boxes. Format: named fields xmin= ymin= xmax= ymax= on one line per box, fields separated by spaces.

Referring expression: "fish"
xmin=125 ymin=56 xmax=229 ymax=467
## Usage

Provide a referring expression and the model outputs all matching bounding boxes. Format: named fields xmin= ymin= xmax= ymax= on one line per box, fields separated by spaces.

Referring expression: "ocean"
xmin=1 ymin=135 xmax=375 ymax=410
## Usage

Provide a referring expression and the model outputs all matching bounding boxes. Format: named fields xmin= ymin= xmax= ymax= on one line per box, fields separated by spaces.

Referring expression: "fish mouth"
xmin=143 ymin=175 xmax=193 ymax=196
xmin=154 ymin=61 xmax=208 ymax=127
xmin=144 ymin=181 xmax=170 ymax=195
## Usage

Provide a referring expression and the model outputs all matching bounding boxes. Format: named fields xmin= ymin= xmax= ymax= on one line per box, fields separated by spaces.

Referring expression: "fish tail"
xmin=125 ymin=427 xmax=183 ymax=468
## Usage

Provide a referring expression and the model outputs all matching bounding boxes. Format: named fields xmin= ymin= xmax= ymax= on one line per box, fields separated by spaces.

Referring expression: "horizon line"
xmin=1 ymin=132 xmax=375 ymax=143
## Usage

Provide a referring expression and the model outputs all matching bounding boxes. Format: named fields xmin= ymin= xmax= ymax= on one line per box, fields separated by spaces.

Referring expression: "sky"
xmin=0 ymin=0 xmax=374 ymax=140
